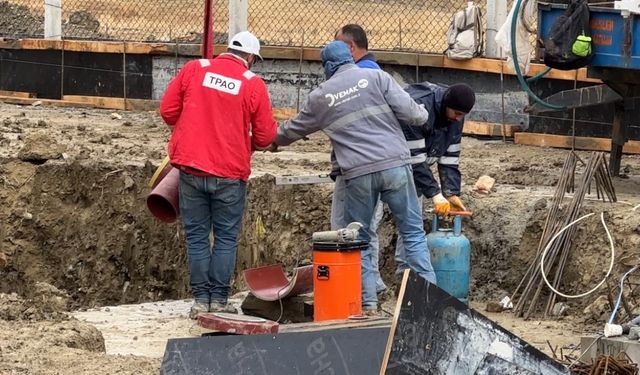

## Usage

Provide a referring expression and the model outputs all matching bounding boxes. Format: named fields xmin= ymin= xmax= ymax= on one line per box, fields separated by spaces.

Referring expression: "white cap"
xmin=228 ymin=31 xmax=262 ymax=60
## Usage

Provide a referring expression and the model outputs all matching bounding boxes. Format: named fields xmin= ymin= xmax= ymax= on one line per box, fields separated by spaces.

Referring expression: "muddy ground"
xmin=0 ymin=102 xmax=639 ymax=373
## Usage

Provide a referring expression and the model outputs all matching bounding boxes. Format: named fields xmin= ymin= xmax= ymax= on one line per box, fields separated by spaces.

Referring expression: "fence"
xmin=0 ymin=0 xmax=500 ymax=54
xmin=0 ymin=0 xmax=228 ymax=43
xmin=248 ymin=0 xmax=479 ymax=53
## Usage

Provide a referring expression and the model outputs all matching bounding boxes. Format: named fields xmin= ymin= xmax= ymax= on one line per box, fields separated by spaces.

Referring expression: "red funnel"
xmin=147 ymin=167 xmax=180 ymax=223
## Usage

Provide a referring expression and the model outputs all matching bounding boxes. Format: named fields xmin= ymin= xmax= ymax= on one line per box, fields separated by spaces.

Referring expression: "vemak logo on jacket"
xmin=325 ymin=79 xmax=369 ymax=107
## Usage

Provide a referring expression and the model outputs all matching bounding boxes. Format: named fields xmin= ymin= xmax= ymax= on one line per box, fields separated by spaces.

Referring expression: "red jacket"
xmin=160 ymin=54 xmax=277 ymax=181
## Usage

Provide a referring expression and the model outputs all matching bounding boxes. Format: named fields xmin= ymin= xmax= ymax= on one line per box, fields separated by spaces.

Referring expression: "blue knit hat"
xmin=320 ymin=41 xmax=354 ymax=79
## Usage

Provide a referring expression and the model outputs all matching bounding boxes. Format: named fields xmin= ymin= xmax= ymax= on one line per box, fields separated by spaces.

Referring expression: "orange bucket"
xmin=312 ymin=241 xmax=367 ymax=321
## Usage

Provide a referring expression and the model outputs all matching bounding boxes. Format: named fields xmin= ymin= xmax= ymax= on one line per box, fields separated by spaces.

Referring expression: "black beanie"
xmin=442 ymin=83 xmax=476 ymax=113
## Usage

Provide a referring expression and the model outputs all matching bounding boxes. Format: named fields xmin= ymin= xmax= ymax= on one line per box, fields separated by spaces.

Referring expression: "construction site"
xmin=1 ymin=0 xmax=640 ymax=374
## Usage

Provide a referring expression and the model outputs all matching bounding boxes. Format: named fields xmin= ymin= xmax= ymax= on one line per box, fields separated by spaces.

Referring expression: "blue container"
xmin=538 ymin=3 xmax=640 ymax=69
xmin=428 ymin=215 xmax=471 ymax=304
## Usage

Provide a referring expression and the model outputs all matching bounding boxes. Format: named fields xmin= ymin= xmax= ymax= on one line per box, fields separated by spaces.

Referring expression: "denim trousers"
xmin=178 ymin=172 xmax=246 ymax=304
xmin=331 ymin=175 xmax=387 ymax=292
xmin=343 ymin=165 xmax=437 ymax=309
xmin=395 ymin=195 xmax=424 ymax=276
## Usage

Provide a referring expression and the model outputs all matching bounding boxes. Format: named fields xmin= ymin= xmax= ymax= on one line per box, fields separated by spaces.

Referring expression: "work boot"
xmin=189 ymin=301 xmax=209 ymax=320
xmin=362 ymin=307 xmax=381 ymax=318
xmin=209 ymin=301 xmax=238 ymax=314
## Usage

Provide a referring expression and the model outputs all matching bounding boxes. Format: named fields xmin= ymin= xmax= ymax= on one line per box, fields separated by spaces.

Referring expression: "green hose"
xmin=526 ymin=66 xmax=552 ymax=83
xmin=511 ymin=0 xmax=565 ymax=110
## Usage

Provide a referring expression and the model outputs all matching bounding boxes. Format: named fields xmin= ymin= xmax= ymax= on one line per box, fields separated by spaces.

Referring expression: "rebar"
xmin=512 ymin=152 xmax=616 ymax=319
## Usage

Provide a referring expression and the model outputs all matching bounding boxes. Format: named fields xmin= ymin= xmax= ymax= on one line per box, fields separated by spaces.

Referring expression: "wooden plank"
xmin=271 ymin=109 xmax=523 ymax=137
xmin=463 ymin=121 xmax=521 ymax=137
xmin=380 ymin=269 xmax=409 ymax=375
xmin=125 ymin=98 xmax=159 ymax=111
xmin=0 ymin=90 xmax=35 ymax=98
xmin=1 ymin=95 xmax=158 ymax=112
xmin=444 ymin=56 xmax=602 ymax=83
xmin=514 ymin=133 xmax=640 ymax=154
xmin=63 ymin=95 xmax=125 ymax=109
xmin=0 ymin=95 xmax=101 ymax=109
xmin=0 ymin=38 xmax=602 ymax=83
xmin=279 ymin=316 xmax=390 ymax=333
xmin=63 ymin=95 xmax=159 ymax=111
xmin=61 ymin=95 xmax=157 ymax=111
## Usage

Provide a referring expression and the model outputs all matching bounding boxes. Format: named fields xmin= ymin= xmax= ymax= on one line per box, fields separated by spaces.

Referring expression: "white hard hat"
xmin=228 ymin=31 xmax=262 ymax=60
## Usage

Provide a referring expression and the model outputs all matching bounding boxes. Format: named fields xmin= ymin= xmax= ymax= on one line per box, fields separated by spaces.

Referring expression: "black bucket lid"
xmin=312 ymin=241 xmax=369 ymax=252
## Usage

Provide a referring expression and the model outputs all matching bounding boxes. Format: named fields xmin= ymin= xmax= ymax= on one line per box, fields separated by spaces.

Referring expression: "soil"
xmin=0 ymin=101 xmax=639 ymax=373
xmin=0 ymin=0 xmax=43 ymax=37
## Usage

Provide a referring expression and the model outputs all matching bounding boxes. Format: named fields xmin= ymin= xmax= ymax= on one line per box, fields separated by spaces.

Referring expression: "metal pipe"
xmin=202 ymin=0 xmax=214 ymax=59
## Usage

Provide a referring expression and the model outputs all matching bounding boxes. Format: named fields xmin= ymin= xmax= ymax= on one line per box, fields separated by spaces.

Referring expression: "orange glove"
xmin=447 ymin=195 xmax=466 ymax=211
xmin=432 ymin=193 xmax=450 ymax=215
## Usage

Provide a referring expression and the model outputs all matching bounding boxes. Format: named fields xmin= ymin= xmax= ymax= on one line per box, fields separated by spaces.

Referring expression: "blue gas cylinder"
xmin=427 ymin=214 xmax=471 ymax=304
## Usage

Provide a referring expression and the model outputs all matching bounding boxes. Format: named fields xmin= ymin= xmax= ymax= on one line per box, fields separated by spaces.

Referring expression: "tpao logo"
xmin=325 ymin=79 xmax=369 ymax=107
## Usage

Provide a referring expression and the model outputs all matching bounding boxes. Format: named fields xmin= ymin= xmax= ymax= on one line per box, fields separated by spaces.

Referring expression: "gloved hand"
xmin=432 ymin=193 xmax=450 ymax=215
xmin=447 ymin=195 xmax=466 ymax=211
xmin=261 ymin=143 xmax=279 ymax=153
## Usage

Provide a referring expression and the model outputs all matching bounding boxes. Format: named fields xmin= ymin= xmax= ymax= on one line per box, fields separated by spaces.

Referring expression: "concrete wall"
xmin=151 ymin=55 xmax=529 ymax=128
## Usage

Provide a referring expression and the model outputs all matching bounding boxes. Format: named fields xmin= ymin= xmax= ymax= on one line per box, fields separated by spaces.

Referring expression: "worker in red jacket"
xmin=160 ymin=31 xmax=278 ymax=319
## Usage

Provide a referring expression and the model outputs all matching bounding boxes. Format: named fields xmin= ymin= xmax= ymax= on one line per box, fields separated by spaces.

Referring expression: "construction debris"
xmin=567 ymin=353 xmax=638 ymax=375
xmin=473 ymin=175 xmax=496 ymax=194
xmin=511 ymin=152 xmax=616 ymax=319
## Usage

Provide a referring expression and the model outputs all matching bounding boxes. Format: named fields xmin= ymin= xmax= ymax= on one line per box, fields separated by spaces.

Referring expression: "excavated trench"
xmin=0 ymin=160 xmax=575 ymax=304
xmin=1 ymin=157 xmax=639 ymax=319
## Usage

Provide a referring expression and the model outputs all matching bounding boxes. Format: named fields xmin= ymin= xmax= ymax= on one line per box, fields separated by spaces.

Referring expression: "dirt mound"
xmin=68 ymin=10 xmax=100 ymax=32
xmin=17 ymin=132 xmax=66 ymax=163
xmin=0 ymin=310 xmax=158 ymax=374
xmin=0 ymin=318 xmax=105 ymax=353
xmin=0 ymin=283 xmax=69 ymax=321
xmin=0 ymin=1 xmax=43 ymax=37
xmin=64 ymin=10 xmax=111 ymax=39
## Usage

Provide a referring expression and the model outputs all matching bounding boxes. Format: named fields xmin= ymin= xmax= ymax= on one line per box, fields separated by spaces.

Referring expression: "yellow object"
xmin=572 ymin=34 xmax=592 ymax=57
xmin=255 ymin=215 xmax=266 ymax=239
xmin=149 ymin=156 xmax=170 ymax=188
xmin=433 ymin=193 xmax=451 ymax=214
xmin=447 ymin=196 xmax=466 ymax=211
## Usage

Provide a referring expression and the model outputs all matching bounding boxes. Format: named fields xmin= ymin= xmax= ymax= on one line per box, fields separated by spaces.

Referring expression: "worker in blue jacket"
xmin=395 ymin=82 xmax=476 ymax=275
xmin=335 ymin=24 xmax=380 ymax=69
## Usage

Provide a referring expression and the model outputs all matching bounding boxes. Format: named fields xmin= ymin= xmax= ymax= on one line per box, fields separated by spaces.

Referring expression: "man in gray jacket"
xmin=270 ymin=41 xmax=437 ymax=313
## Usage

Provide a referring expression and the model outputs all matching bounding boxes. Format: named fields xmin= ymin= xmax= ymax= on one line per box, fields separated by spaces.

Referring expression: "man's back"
xmin=160 ymin=54 xmax=276 ymax=181
xmin=278 ymin=64 xmax=427 ymax=179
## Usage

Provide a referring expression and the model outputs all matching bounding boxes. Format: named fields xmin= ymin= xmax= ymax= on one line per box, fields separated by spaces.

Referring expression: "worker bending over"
xmin=396 ymin=82 xmax=475 ymax=275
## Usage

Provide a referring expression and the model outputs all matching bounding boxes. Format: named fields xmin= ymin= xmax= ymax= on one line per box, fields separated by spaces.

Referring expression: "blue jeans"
xmin=331 ymin=176 xmax=387 ymax=292
xmin=344 ymin=165 xmax=436 ymax=309
xmin=179 ymin=172 xmax=247 ymax=304
xmin=395 ymin=195 xmax=424 ymax=275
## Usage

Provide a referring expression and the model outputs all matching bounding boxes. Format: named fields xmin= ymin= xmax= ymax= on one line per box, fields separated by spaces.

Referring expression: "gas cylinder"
xmin=427 ymin=214 xmax=471 ymax=304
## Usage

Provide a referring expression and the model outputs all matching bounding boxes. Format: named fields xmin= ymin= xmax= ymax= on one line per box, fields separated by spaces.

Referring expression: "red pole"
xmin=202 ymin=0 xmax=214 ymax=58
